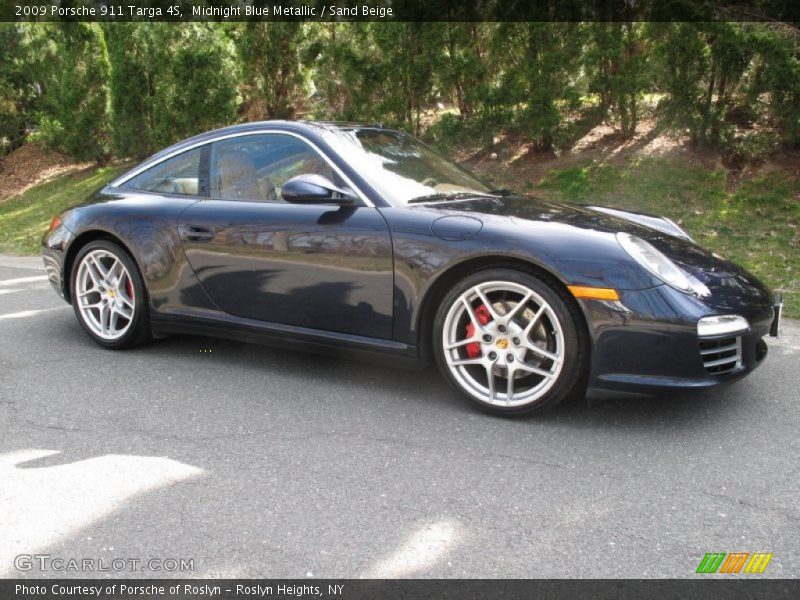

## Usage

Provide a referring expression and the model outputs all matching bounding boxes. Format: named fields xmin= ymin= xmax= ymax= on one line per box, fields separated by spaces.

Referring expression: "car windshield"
xmin=321 ymin=128 xmax=494 ymax=206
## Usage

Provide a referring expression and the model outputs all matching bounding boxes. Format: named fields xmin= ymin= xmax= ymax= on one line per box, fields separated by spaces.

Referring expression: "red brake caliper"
xmin=465 ymin=304 xmax=491 ymax=358
xmin=126 ymin=279 xmax=134 ymax=301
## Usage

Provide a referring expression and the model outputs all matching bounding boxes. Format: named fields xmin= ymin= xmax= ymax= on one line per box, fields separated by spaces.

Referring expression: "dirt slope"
xmin=0 ymin=143 xmax=91 ymax=203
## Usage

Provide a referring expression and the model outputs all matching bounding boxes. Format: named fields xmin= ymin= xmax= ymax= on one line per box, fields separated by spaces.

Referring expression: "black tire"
xmin=433 ymin=268 xmax=588 ymax=416
xmin=70 ymin=239 xmax=151 ymax=349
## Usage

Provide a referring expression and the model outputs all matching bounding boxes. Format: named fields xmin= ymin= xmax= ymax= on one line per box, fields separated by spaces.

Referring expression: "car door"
xmin=177 ymin=132 xmax=394 ymax=340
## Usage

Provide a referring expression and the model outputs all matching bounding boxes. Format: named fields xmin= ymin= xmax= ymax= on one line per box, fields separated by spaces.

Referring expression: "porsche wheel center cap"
xmin=496 ymin=338 xmax=509 ymax=349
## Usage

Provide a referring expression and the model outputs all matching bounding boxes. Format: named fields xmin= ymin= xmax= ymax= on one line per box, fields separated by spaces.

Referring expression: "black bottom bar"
xmin=4 ymin=579 xmax=800 ymax=600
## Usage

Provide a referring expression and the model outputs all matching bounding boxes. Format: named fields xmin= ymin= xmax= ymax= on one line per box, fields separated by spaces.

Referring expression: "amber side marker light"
xmin=567 ymin=285 xmax=620 ymax=301
xmin=48 ymin=216 xmax=62 ymax=233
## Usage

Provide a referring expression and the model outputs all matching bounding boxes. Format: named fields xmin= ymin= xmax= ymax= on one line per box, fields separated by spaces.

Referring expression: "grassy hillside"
xmin=0 ymin=165 xmax=126 ymax=255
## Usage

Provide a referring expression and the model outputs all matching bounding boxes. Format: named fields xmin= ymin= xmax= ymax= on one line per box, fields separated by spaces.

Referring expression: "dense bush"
xmin=1 ymin=22 xmax=797 ymax=162
xmin=586 ymin=22 xmax=650 ymax=138
xmin=30 ymin=23 xmax=111 ymax=162
xmin=236 ymin=22 xmax=310 ymax=120
xmin=150 ymin=24 xmax=240 ymax=149
xmin=105 ymin=23 xmax=239 ymax=158
xmin=105 ymin=23 xmax=155 ymax=159
xmin=0 ymin=25 xmax=34 ymax=156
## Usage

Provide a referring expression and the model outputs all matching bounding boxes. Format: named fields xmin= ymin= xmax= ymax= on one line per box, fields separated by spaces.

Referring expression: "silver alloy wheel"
xmin=75 ymin=249 xmax=136 ymax=341
xmin=442 ymin=280 xmax=565 ymax=408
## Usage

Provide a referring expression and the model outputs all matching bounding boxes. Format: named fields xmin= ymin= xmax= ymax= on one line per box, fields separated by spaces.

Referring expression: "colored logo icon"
xmin=696 ymin=552 xmax=773 ymax=574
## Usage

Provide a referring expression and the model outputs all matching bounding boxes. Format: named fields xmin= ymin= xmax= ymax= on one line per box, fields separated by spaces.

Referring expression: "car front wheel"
xmin=433 ymin=268 xmax=587 ymax=416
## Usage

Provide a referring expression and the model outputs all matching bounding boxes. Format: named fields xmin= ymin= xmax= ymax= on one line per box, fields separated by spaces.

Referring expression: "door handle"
xmin=180 ymin=224 xmax=215 ymax=242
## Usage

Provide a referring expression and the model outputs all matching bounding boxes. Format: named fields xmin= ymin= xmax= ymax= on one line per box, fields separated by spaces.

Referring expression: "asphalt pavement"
xmin=1 ymin=255 xmax=798 ymax=579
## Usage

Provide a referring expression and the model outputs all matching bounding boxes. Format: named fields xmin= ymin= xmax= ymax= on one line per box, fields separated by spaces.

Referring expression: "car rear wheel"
xmin=433 ymin=268 xmax=586 ymax=416
xmin=71 ymin=240 xmax=151 ymax=349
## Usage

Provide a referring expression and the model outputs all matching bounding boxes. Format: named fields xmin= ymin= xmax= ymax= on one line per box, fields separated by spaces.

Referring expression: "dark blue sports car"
xmin=42 ymin=121 xmax=782 ymax=415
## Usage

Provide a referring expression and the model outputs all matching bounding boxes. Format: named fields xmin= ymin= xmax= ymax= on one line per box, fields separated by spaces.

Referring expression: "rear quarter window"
xmin=122 ymin=147 xmax=203 ymax=196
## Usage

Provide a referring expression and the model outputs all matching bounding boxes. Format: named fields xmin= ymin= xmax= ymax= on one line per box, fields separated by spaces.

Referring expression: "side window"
xmin=123 ymin=148 xmax=204 ymax=196
xmin=210 ymin=134 xmax=342 ymax=203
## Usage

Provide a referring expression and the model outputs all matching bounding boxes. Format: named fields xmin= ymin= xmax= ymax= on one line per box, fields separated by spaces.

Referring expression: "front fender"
xmin=380 ymin=206 xmax=661 ymax=346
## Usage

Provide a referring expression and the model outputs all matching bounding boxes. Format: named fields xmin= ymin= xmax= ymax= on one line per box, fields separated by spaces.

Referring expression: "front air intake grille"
xmin=699 ymin=336 xmax=742 ymax=374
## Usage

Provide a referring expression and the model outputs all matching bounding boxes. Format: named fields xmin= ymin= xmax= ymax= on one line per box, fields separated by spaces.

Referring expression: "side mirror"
xmin=281 ymin=174 xmax=356 ymax=205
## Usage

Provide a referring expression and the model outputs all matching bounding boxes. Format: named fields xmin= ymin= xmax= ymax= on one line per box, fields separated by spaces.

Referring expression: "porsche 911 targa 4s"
xmin=42 ymin=121 xmax=782 ymax=415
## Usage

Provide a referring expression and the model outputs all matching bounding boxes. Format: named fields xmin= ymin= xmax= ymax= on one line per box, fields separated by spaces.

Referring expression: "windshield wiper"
xmin=407 ymin=191 xmax=498 ymax=204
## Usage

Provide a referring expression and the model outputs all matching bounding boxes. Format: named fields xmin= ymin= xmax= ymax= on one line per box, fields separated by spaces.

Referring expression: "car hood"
xmin=423 ymin=194 xmax=746 ymax=281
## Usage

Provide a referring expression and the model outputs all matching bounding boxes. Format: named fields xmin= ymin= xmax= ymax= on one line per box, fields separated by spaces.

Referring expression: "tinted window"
xmin=123 ymin=148 xmax=203 ymax=196
xmin=210 ymin=134 xmax=342 ymax=203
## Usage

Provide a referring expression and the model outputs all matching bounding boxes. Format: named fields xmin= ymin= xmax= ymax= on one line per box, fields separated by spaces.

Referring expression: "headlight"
xmin=617 ymin=232 xmax=694 ymax=293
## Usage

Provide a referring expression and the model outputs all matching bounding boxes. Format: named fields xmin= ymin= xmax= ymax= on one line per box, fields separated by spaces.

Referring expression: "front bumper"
xmin=770 ymin=292 xmax=783 ymax=337
xmin=582 ymin=282 xmax=778 ymax=397
xmin=42 ymin=225 xmax=73 ymax=302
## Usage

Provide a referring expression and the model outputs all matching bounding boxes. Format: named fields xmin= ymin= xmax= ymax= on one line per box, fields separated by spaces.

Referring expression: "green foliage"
xmin=371 ymin=23 xmax=444 ymax=134
xmin=651 ymin=22 xmax=714 ymax=144
xmin=236 ymin=22 xmax=310 ymax=120
xmin=32 ymin=23 xmax=111 ymax=162
xmin=149 ymin=24 xmax=240 ymax=149
xmin=538 ymin=166 xmax=593 ymax=201
xmin=0 ymin=164 xmax=127 ymax=255
xmin=0 ymin=24 xmax=35 ymax=156
xmin=651 ymin=22 xmax=799 ymax=150
xmin=746 ymin=25 xmax=800 ymax=146
xmin=104 ymin=23 xmax=156 ymax=159
xmin=587 ymin=23 xmax=650 ymax=138
xmin=439 ymin=23 xmax=492 ymax=118
xmin=1 ymin=22 xmax=798 ymax=163
xmin=489 ymin=23 xmax=584 ymax=150
xmin=104 ymin=23 xmax=239 ymax=157
xmin=726 ymin=129 xmax=783 ymax=166
xmin=307 ymin=23 xmax=444 ymax=135
xmin=306 ymin=23 xmax=374 ymax=121
xmin=424 ymin=112 xmax=496 ymax=151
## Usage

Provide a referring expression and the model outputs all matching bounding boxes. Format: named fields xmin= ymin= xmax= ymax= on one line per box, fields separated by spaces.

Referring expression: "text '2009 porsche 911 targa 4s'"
xmin=42 ymin=121 xmax=782 ymax=415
